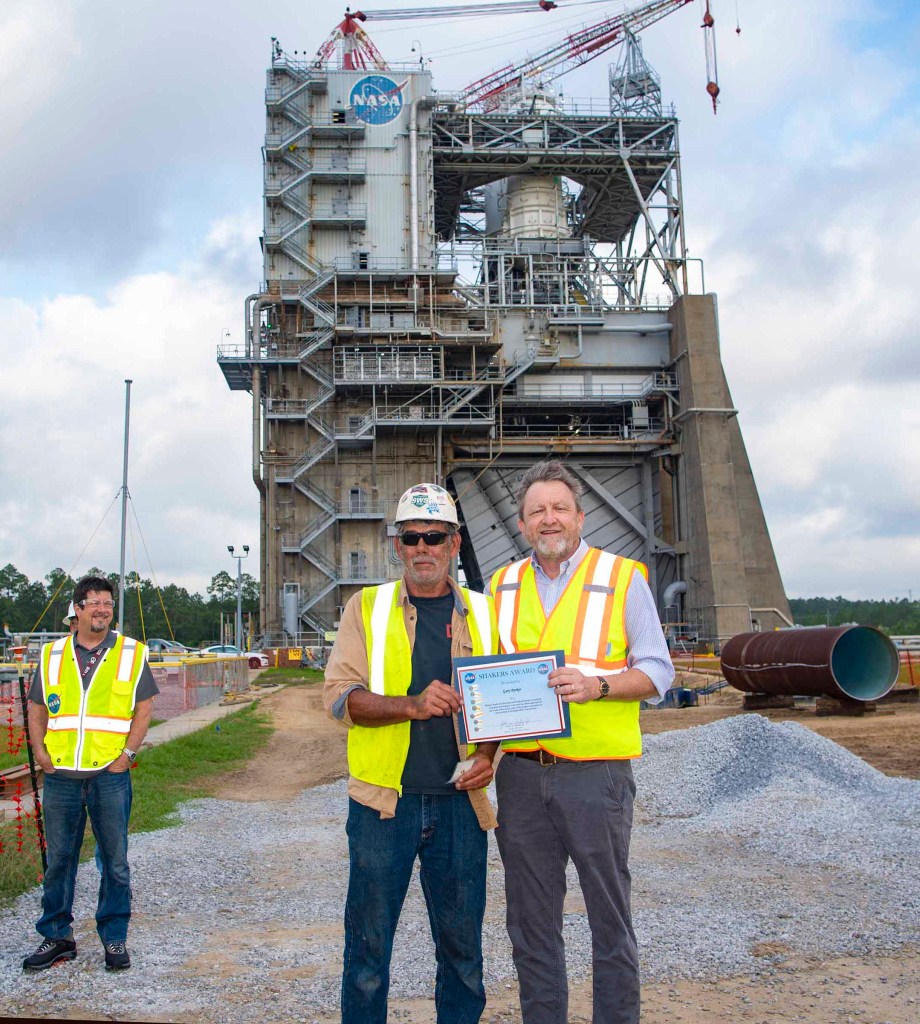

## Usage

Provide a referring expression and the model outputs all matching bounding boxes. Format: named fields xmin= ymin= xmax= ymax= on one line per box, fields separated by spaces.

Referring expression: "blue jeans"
xmin=342 ymin=794 xmax=487 ymax=1024
xmin=37 ymin=770 xmax=133 ymax=945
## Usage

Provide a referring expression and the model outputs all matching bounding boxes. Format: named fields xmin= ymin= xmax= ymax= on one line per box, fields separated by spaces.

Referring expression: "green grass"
xmin=0 ymin=745 xmax=33 ymax=773
xmin=128 ymin=703 xmax=272 ymax=833
xmin=259 ymin=666 xmax=324 ymax=686
xmin=0 ymin=702 xmax=274 ymax=905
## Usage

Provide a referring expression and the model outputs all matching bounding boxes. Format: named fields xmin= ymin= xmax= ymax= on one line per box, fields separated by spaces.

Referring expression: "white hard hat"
xmin=395 ymin=483 xmax=459 ymax=526
xmin=62 ymin=602 xmax=76 ymax=626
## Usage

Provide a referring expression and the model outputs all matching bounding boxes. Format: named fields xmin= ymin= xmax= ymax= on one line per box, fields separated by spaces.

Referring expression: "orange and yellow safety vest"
xmin=490 ymin=549 xmax=646 ymax=759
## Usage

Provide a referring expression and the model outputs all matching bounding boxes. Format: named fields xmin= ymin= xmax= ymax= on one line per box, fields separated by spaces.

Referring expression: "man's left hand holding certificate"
xmin=452 ymin=650 xmax=570 ymax=744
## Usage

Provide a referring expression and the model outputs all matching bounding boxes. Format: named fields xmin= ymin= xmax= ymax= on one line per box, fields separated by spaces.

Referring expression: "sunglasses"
xmin=399 ymin=531 xmax=452 ymax=547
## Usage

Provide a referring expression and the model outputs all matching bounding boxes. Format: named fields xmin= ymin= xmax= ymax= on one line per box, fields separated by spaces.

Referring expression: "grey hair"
xmin=515 ymin=460 xmax=584 ymax=516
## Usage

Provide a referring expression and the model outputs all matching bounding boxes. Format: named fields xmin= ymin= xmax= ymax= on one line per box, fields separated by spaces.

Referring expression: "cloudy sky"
xmin=1 ymin=0 xmax=917 ymax=601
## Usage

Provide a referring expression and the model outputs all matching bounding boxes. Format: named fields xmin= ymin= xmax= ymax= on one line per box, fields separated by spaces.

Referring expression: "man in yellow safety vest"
xmin=490 ymin=459 xmax=674 ymax=1024
xmin=23 ymin=575 xmax=157 ymax=973
xmin=323 ymin=482 xmax=498 ymax=1024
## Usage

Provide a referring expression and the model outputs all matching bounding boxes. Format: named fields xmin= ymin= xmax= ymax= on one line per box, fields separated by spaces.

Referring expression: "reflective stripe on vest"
xmin=494 ymin=559 xmax=525 ymax=654
xmin=465 ymin=590 xmax=494 ymax=656
xmin=367 ymin=581 xmax=400 ymax=694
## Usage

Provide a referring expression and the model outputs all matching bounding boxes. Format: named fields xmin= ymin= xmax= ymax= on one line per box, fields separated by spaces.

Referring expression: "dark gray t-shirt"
xmin=29 ymin=631 xmax=159 ymax=778
xmin=400 ymin=593 xmax=462 ymax=796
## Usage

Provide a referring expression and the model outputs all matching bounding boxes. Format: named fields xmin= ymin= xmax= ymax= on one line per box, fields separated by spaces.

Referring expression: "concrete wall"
xmin=668 ymin=294 xmax=791 ymax=639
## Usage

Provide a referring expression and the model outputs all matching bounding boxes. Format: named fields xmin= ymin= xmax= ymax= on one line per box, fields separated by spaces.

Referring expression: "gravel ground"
xmin=0 ymin=714 xmax=917 ymax=1022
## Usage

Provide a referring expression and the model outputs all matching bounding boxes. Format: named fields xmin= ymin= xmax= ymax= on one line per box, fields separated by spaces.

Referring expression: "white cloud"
xmin=0 ymin=0 xmax=918 ymax=603
xmin=0 ymin=215 xmax=261 ymax=592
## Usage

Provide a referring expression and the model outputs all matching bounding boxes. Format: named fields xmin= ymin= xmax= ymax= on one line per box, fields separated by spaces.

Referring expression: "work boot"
xmin=22 ymin=936 xmax=77 ymax=971
xmin=103 ymin=940 xmax=130 ymax=970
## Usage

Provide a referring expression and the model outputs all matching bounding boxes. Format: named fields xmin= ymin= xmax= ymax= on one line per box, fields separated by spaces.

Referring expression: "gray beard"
xmin=534 ymin=535 xmax=571 ymax=559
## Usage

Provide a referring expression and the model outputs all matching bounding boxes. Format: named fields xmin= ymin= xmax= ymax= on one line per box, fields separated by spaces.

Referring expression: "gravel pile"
xmin=0 ymin=714 xmax=916 ymax=1022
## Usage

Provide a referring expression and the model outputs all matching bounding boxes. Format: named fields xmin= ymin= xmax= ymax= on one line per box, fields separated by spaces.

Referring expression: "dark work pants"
xmin=496 ymin=755 xmax=639 ymax=1024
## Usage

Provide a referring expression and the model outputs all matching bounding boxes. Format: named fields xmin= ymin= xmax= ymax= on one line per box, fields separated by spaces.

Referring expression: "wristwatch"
xmin=595 ymin=678 xmax=610 ymax=700
xmin=122 ymin=747 xmax=137 ymax=763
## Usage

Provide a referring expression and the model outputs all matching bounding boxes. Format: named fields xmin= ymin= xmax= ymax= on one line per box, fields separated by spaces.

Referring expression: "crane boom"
xmin=458 ymin=0 xmax=694 ymax=110
xmin=312 ymin=0 xmax=721 ymax=112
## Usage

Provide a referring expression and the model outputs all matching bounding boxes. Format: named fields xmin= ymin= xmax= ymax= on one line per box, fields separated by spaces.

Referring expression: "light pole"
xmin=227 ymin=545 xmax=250 ymax=650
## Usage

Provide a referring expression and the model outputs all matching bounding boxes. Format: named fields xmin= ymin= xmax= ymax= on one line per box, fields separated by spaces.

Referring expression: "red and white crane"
xmin=313 ymin=1 xmax=723 ymax=112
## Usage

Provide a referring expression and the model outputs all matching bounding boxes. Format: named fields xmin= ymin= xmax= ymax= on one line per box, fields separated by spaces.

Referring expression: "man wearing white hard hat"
xmin=324 ymin=482 xmax=498 ymax=1024
xmin=62 ymin=602 xmax=78 ymax=634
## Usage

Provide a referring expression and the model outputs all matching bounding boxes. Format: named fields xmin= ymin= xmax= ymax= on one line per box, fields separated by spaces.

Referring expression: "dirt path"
xmin=207 ymin=684 xmax=347 ymax=800
xmin=207 ymin=683 xmax=919 ymax=1023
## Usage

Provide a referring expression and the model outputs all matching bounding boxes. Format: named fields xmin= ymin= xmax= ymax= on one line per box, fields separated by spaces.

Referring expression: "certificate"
xmin=452 ymin=650 xmax=570 ymax=745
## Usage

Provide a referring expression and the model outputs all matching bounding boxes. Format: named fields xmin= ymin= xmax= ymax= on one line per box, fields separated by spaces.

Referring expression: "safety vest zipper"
xmin=73 ymin=647 xmax=111 ymax=769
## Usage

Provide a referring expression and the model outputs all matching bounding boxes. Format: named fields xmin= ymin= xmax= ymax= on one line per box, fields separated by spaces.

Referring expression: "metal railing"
xmin=501 ymin=419 xmax=665 ymax=440
xmin=330 ymin=255 xmax=459 ymax=274
xmin=507 ymin=372 xmax=677 ymax=401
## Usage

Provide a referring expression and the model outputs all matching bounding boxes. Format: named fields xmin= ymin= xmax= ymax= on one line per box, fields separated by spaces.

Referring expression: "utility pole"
xmin=118 ymin=379 xmax=133 ymax=633
xmin=227 ymin=545 xmax=250 ymax=650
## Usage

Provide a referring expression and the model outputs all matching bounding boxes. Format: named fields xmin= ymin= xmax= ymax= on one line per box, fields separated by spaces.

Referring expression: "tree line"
xmin=4 ymin=563 xmax=917 ymax=645
xmin=788 ymin=596 xmax=920 ymax=636
xmin=0 ymin=564 xmax=259 ymax=648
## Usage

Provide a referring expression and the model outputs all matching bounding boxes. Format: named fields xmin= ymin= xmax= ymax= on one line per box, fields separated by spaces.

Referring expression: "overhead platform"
xmin=432 ymin=112 xmax=676 ymax=243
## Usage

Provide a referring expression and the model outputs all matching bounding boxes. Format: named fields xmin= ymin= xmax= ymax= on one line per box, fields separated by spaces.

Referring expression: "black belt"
xmin=508 ymin=749 xmax=570 ymax=766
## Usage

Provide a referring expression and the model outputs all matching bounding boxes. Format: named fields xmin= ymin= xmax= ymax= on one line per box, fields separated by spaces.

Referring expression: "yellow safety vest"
xmin=348 ymin=581 xmax=497 ymax=794
xmin=41 ymin=634 xmax=147 ymax=770
xmin=490 ymin=549 xmax=647 ymax=760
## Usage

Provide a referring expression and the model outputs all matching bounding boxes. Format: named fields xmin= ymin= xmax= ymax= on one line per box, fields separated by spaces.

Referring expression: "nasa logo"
xmin=47 ymin=693 xmax=62 ymax=714
xmin=464 ymin=673 xmax=476 ymax=685
xmin=350 ymin=75 xmax=404 ymax=125
xmin=538 ymin=663 xmax=550 ymax=674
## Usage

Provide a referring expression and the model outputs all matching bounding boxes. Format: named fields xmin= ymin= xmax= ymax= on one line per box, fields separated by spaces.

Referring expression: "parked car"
xmin=147 ymin=638 xmax=195 ymax=660
xmin=199 ymin=644 xmax=269 ymax=669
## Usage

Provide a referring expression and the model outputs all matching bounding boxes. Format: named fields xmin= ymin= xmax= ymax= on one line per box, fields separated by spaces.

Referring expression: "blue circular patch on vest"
xmin=47 ymin=693 xmax=62 ymax=714
xmin=350 ymin=75 xmax=403 ymax=125
xmin=538 ymin=662 xmax=550 ymax=674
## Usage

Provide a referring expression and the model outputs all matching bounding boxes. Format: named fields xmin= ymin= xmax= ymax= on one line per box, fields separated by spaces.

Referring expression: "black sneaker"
xmin=22 ymin=936 xmax=77 ymax=971
xmin=103 ymin=940 xmax=130 ymax=971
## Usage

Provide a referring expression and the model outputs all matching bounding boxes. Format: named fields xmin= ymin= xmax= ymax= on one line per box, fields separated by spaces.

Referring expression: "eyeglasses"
xmin=80 ymin=600 xmax=115 ymax=610
xmin=398 ymin=531 xmax=452 ymax=547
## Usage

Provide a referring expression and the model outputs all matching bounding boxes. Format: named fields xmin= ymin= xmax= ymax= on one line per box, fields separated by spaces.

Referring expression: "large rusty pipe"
xmin=720 ymin=626 xmax=899 ymax=702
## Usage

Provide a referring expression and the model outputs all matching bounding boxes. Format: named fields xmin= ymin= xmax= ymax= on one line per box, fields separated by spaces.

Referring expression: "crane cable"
xmin=128 ymin=515 xmax=147 ymax=643
xmin=361 ymin=1 xmax=561 ymax=20
xmin=700 ymin=0 xmax=720 ymax=112
xmin=128 ymin=497 xmax=176 ymax=643
xmin=25 ymin=491 xmax=121 ymax=635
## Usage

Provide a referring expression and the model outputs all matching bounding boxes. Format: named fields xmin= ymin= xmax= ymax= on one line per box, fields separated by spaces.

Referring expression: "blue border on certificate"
xmin=452 ymin=650 xmax=570 ymax=744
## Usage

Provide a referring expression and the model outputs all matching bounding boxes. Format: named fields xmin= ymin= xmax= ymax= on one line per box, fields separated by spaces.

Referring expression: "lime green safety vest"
xmin=490 ymin=549 xmax=647 ymax=760
xmin=41 ymin=634 xmax=147 ymax=770
xmin=347 ymin=581 xmax=497 ymax=794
